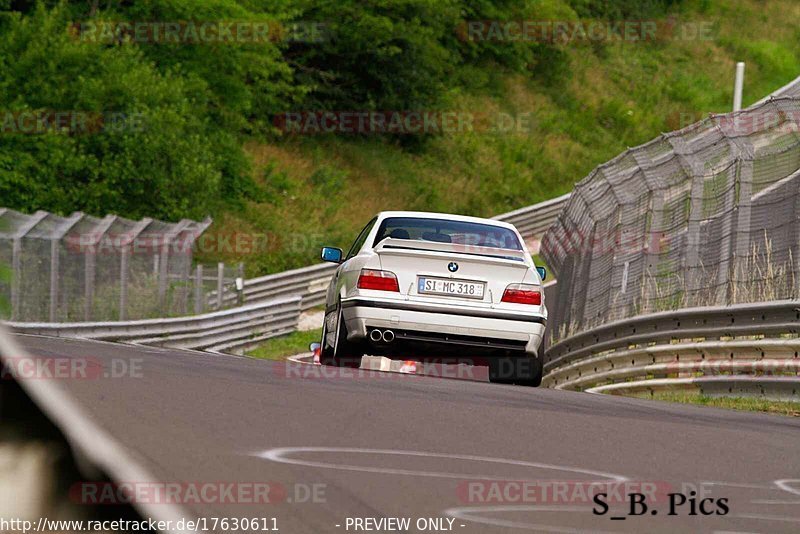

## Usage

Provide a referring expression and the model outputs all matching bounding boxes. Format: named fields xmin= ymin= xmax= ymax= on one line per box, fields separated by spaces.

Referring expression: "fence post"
xmin=84 ymin=249 xmax=95 ymax=321
xmin=10 ymin=238 xmax=21 ymax=321
xmin=733 ymin=158 xmax=754 ymax=298
xmin=194 ymin=264 xmax=203 ymax=314
xmin=716 ymin=155 xmax=739 ymax=304
xmin=9 ymin=211 xmax=49 ymax=321
xmin=684 ymin=170 xmax=706 ymax=303
xmin=119 ymin=216 xmax=152 ymax=321
xmin=217 ymin=262 xmax=224 ymax=310
xmin=49 ymin=239 xmax=59 ymax=322
xmin=158 ymin=243 xmax=169 ymax=315
xmin=179 ymin=259 xmax=189 ymax=316
xmin=119 ymin=246 xmax=129 ymax=321
xmin=83 ymin=215 xmax=116 ymax=321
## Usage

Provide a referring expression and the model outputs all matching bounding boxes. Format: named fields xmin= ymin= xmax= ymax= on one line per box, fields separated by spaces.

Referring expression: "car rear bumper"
xmin=340 ymin=297 xmax=545 ymax=357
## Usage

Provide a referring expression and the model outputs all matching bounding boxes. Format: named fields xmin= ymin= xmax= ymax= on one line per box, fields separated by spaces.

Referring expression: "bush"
xmin=287 ymin=0 xmax=459 ymax=111
xmin=0 ymin=4 xmax=253 ymax=220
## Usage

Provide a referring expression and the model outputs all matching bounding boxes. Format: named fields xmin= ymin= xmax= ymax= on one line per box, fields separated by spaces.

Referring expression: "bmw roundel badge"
xmin=448 ymin=262 xmax=459 ymax=272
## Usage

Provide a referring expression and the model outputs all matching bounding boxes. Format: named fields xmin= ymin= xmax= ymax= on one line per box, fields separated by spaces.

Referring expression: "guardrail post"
xmin=216 ymin=262 xmax=224 ymax=310
xmin=194 ymin=264 xmax=203 ymax=314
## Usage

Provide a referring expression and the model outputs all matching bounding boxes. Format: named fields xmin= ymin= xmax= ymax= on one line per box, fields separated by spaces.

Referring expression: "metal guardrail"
xmin=542 ymin=300 xmax=800 ymax=400
xmin=8 ymin=296 xmax=301 ymax=355
xmin=216 ymin=262 xmax=337 ymax=310
xmin=493 ymin=192 xmax=571 ymax=238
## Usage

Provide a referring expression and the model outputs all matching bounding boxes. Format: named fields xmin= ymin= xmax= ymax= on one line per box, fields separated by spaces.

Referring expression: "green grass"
xmin=247 ymin=328 xmax=322 ymax=361
xmin=199 ymin=0 xmax=800 ymax=277
xmin=632 ymin=391 xmax=800 ymax=417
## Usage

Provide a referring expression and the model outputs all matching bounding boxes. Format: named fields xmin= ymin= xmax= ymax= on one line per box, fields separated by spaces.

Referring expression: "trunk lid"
xmin=374 ymin=238 xmax=531 ymax=305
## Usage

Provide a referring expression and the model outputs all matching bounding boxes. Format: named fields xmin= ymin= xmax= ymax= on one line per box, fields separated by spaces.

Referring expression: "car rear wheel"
xmin=320 ymin=304 xmax=362 ymax=368
xmin=318 ymin=314 xmax=334 ymax=365
xmin=488 ymin=356 xmax=542 ymax=387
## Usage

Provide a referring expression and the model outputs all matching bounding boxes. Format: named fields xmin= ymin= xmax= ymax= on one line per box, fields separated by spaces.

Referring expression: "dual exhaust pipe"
xmin=369 ymin=329 xmax=395 ymax=343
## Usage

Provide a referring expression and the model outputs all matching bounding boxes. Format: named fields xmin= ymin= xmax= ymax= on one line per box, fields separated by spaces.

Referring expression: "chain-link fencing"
xmin=542 ymin=78 xmax=800 ymax=342
xmin=0 ymin=208 xmax=243 ymax=321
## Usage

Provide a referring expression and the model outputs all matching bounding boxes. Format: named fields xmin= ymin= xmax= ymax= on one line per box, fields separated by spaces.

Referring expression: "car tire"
xmin=320 ymin=304 xmax=362 ymax=368
xmin=488 ymin=356 xmax=542 ymax=387
xmin=319 ymin=313 xmax=335 ymax=366
xmin=520 ymin=357 xmax=543 ymax=387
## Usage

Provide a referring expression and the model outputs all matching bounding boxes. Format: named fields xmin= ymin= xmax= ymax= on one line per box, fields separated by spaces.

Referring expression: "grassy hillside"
xmin=203 ymin=0 xmax=800 ymax=274
xmin=1 ymin=1 xmax=799 ymax=276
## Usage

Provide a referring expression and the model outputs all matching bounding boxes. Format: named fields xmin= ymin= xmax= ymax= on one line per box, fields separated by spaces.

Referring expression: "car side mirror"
xmin=321 ymin=246 xmax=343 ymax=263
xmin=536 ymin=266 xmax=547 ymax=281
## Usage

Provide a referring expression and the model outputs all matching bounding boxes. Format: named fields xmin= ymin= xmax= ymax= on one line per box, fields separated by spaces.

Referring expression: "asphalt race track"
xmin=15 ymin=334 xmax=800 ymax=534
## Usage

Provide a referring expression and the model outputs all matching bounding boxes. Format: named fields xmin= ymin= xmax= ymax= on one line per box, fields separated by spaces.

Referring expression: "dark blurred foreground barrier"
xmin=0 ymin=326 xmax=194 ymax=532
xmin=543 ymin=300 xmax=800 ymax=400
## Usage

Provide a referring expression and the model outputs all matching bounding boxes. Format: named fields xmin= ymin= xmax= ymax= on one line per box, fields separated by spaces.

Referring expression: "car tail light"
xmin=501 ymin=284 xmax=541 ymax=305
xmin=357 ymin=269 xmax=400 ymax=292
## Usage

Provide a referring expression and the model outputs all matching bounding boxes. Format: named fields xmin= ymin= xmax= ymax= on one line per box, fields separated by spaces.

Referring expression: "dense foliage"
xmin=0 ymin=0 xmax=687 ymax=221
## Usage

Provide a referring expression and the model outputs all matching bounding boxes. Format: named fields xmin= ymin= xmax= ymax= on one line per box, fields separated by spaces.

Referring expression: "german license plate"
xmin=418 ymin=277 xmax=485 ymax=299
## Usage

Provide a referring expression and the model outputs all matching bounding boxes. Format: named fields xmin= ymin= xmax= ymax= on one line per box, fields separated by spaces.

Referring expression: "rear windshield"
xmin=373 ymin=217 xmax=523 ymax=250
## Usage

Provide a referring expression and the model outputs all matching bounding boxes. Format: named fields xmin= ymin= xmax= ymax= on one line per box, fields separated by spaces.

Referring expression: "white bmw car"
xmin=318 ymin=211 xmax=548 ymax=386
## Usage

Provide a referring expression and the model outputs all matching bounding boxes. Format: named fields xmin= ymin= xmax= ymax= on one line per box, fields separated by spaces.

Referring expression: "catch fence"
xmin=542 ymin=83 xmax=800 ymax=341
xmin=0 ymin=209 xmax=241 ymax=321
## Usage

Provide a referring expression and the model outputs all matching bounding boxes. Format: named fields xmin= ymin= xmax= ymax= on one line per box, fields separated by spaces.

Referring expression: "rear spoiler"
xmin=374 ymin=238 xmax=528 ymax=262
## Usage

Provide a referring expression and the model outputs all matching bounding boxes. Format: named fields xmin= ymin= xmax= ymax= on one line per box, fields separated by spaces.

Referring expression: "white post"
xmin=733 ymin=61 xmax=745 ymax=112
xmin=216 ymin=262 xmax=224 ymax=310
xmin=194 ymin=264 xmax=203 ymax=314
